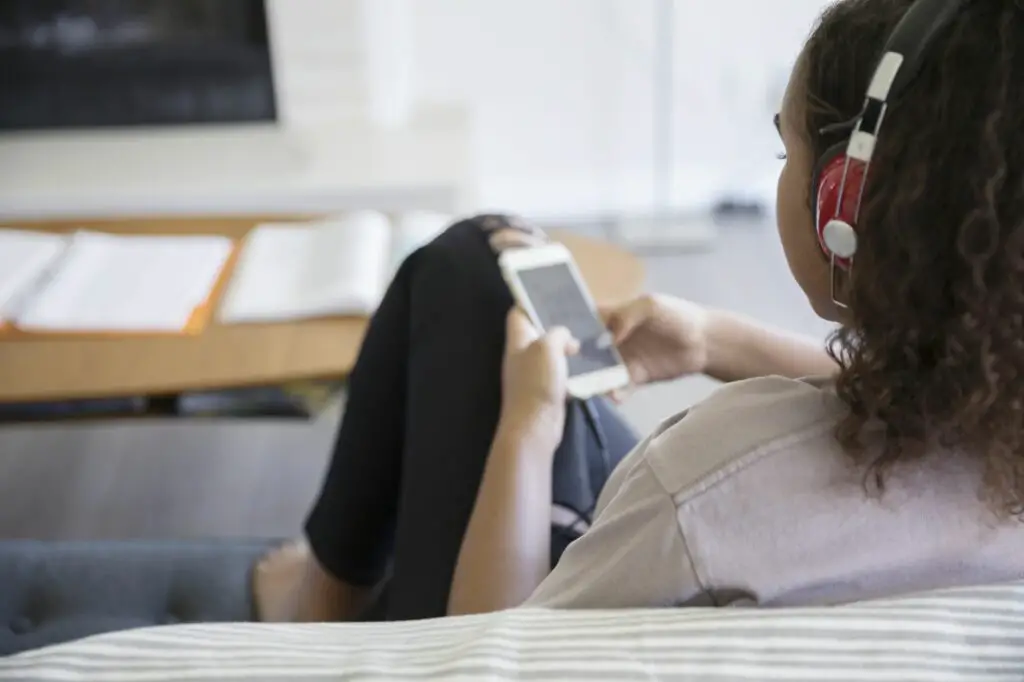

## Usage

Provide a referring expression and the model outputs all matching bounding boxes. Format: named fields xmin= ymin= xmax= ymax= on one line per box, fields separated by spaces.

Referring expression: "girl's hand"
xmin=498 ymin=308 xmax=579 ymax=449
xmin=602 ymin=294 xmax=710 ymax=390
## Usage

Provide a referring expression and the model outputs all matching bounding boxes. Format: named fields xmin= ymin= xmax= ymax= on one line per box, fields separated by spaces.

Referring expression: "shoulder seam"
xmin=641 ymin=458 xmax=709 ymax=600
xmin=670 ymin=418 xmax=837 ymax=507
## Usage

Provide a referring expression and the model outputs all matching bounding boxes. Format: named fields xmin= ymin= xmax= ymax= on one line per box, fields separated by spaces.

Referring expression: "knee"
xmin=420 ymin=213 xmax=547 ymax=264
xmin=405 ymin=216 xmax=514 ymax=315
xmin=404 ymin=212 xmax=551 ymax=301
xmin=412 ymin=216 xmax=492 ymax=272
xmin=412 ymin=213 xmax=521 ymax=276
xmin=428 ymin=214 xmax=519 ymax=250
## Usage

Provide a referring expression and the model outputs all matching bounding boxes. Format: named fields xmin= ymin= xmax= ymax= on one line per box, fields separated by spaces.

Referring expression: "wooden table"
xmin=0 ymin=216 xmax=646 ymax=406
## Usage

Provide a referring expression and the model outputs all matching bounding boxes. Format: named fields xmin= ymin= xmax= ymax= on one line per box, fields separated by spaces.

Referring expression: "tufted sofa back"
xmin=0 ymin=540 xmax=273 ymax=656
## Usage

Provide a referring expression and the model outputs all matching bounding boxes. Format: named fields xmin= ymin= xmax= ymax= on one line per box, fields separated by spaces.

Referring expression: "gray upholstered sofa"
xmin=0 ymin=540 xmax=272 ymax=656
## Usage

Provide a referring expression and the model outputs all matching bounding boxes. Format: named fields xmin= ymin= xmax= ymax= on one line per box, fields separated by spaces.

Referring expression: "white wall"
xmin=0 ymin=0 xmax=832 ymax=220
xmin=266 ymin=0 xmax=367 ymax=126
xmin=411 ymin=0 xmax=830 ymax=218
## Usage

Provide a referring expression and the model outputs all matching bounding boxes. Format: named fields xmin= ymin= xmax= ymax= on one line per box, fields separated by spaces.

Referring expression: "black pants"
xmin=304 ymin=216 xmax=639 ymax=621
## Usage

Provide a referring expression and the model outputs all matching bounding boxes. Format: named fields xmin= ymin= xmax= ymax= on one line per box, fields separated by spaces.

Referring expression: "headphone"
xmin=811 ymin=0 xmax=971 ymax=302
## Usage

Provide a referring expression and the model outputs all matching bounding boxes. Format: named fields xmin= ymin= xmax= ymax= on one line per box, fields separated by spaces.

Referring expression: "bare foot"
xmin=252 ymin=539 xmax=310 ymax=622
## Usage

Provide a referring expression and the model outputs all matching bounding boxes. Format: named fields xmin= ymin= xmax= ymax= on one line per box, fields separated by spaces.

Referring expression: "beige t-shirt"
xmin=527 ymin=375 xmax=1024 ymax=609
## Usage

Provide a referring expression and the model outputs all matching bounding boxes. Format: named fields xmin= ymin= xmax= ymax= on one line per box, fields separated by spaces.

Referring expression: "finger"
xmin=505 ymin=307 xmax=539 ymax=353
xmin=545 ymin=326 xmax=580 ymax=355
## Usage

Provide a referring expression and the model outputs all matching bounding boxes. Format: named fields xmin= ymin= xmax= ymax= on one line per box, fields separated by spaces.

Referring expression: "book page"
xmin=217 ymin=223 xmax=315 ymax=323
xmin=15 ymin=231 xmax=234 ymax=333
xmin=0 ymin=229 xmax=69 ymax=324
xmin=219 ymin=213 xmax=392 ymax=324
xmin=306 ymin=211 xmax=391 ymax=313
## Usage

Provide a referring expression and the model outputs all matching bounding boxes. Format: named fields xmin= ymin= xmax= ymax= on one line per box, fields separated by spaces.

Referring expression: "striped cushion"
xmin=3 ymin=583 xmax=1024 ymax=681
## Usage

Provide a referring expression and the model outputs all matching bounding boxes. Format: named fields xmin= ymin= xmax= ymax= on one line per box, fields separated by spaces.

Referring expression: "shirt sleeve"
xmin=525 ymin=458 xmax=708 ymax=609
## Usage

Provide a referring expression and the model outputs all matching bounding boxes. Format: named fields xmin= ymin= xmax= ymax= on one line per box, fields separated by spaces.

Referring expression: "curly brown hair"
xmin=800 ymin=0 xmax=1024 ymax=515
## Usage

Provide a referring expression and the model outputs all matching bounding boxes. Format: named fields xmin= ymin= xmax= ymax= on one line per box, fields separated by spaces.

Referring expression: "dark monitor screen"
xmin=0 ymin=0 xmax=275 ymax=130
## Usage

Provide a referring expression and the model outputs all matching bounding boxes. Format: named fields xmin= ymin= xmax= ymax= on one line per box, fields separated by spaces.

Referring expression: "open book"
xmin=218 ymin=211 xmax=451 ymax=324
xmin=1 ymin=229 xmax=234 ymax=333
xmin=0 ymin=229 xmax=69 ymax=326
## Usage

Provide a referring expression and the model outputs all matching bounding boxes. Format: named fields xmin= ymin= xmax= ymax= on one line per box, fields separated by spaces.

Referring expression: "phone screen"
xmin=517 ymin=263 xmax=620 ymax=377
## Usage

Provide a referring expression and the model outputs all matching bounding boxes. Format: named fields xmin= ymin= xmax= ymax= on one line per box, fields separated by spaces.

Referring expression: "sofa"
xmin=0 ymin=540 xmax=271 ymax=656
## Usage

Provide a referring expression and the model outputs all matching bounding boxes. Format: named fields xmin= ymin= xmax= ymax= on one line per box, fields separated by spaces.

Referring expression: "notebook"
xmin=0 ymin=229 xmax=70 ymax=326
xmin=13 ymin=230 xmax=235 ymax=334
xmin=218 ymin=211 xmax=450 ymax=324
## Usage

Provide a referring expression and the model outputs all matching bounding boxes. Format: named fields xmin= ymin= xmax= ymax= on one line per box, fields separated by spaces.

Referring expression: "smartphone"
xmin=499 ymin=243 xmax=631 ymax=399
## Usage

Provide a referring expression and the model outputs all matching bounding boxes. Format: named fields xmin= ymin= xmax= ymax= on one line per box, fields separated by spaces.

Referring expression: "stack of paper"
xmin=0 ymin=230 xmax=69 ymax=325
xmin=12 ymin=231 xmax=234 ymax=333
xmin=219 ymin=211 xmax=391 ymax=324
xmin=219 ymin=211 xmax=451 ymax=324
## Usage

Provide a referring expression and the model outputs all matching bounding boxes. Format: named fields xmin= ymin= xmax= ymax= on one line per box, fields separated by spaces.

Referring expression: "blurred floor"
xmin=0 ymin=217 xmax=834 ymax=540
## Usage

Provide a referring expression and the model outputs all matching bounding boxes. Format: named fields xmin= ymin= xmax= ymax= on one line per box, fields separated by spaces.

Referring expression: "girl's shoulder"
xmin=641 ymin=375 xmax=846 ymax=499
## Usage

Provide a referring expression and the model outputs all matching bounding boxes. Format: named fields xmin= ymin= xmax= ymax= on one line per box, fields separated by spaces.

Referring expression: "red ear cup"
xmin=815 ymin=153 xmax=866 ymax=267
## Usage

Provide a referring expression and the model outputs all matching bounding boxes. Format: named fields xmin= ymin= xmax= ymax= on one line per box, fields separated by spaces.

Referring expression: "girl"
xmin=256 ymin=0 xmax=1024 ymax=619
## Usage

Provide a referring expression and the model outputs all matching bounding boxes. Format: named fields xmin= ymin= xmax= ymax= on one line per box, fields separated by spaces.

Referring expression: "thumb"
xmin=605 ymin=297 xmax=648 ymax=344
xmin=545 ymin=326 xmax=580 ymax=356
xmin=505 ymin=307 xmax=539 ymax=353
